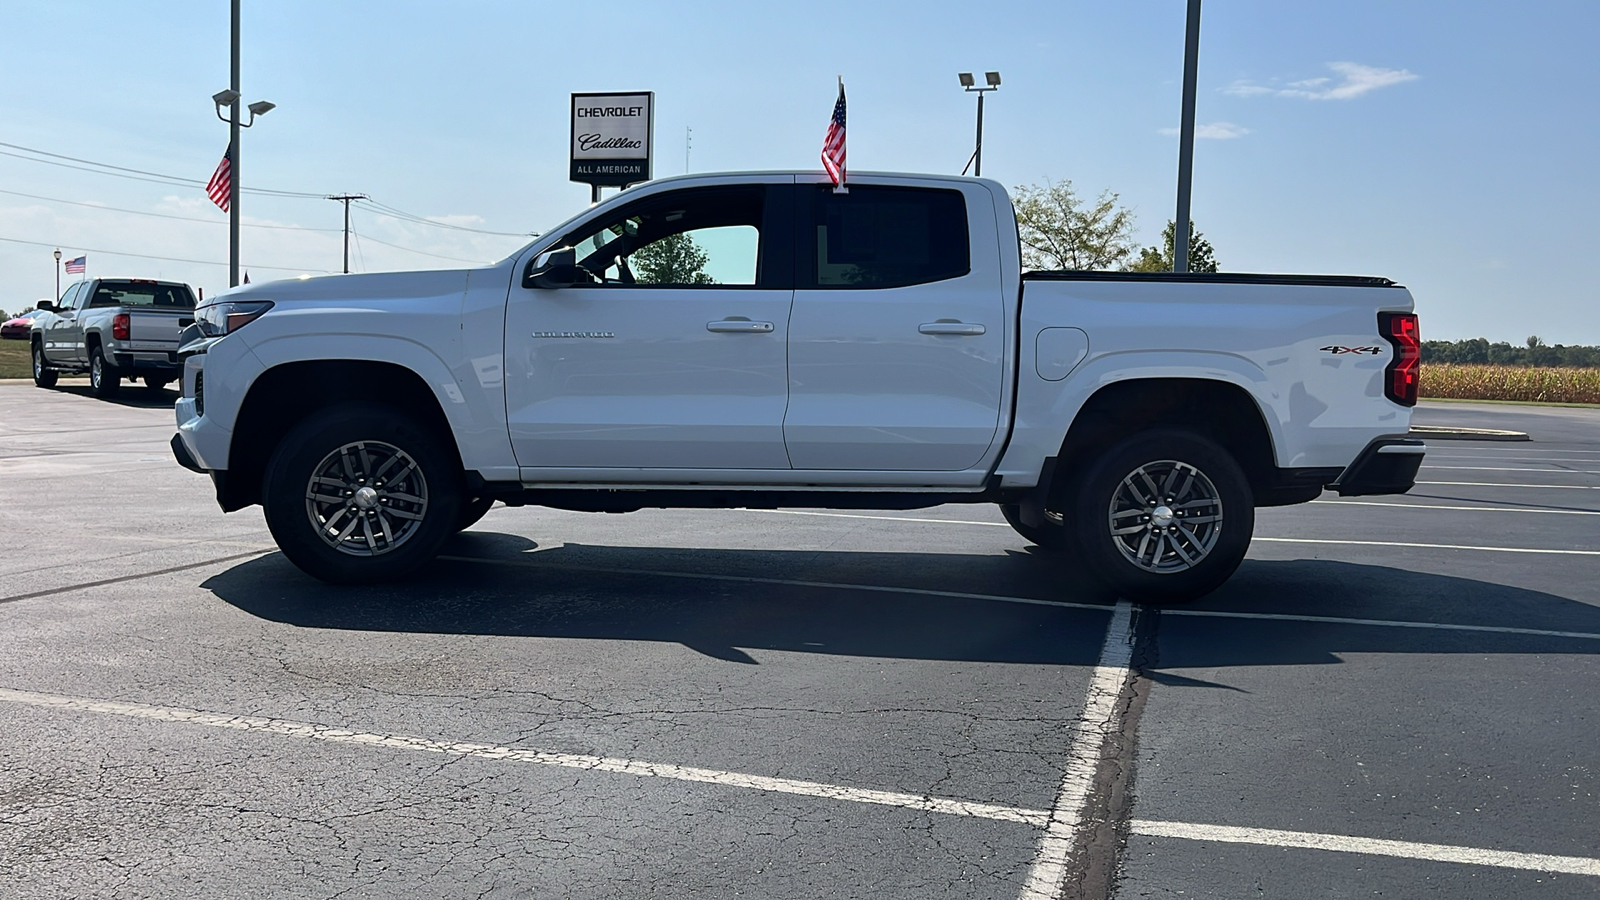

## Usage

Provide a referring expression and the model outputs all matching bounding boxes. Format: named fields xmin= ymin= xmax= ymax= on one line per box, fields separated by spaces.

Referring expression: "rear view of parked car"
xmin=30 ymin=278 xmax=197 ymax=396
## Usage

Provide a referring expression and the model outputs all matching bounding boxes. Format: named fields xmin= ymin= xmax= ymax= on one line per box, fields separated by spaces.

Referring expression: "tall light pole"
xmin=958 ymin=71 xmax=1001 ymax=177
xmin=53 ymin=248 xmax=61 ymax=300
xmin=327 ymin=194 xmax=368 ymax=274
xmin=1173 ymin=0 xmax=1202 ymax=273
xmin=211 ymin=0 xmax=274 ymax=288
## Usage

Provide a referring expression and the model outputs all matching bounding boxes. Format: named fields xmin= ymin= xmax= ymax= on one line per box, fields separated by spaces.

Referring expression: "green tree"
xmin=1012 ymin=180 xmax=1138 ymax=271
xmin=630 ymin=232 xmax=715 ymax=285
xmin=1126 ymin=219 xmax=1218 ymax=273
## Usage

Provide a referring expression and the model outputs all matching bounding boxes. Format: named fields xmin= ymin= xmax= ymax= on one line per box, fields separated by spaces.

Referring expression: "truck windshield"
xmin=89 ymin=282 xmax=197 ymax=310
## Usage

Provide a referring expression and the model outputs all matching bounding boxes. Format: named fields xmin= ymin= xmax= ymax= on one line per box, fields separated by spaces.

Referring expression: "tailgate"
xmin=128 ymin=310 xmax=193 ymax=348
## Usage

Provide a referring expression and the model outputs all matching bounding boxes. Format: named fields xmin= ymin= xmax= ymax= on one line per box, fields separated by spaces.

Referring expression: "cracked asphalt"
xmin=2 ymin=382 xmax=1597 ymax=898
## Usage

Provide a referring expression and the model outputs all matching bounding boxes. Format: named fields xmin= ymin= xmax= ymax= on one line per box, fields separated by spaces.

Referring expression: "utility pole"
xmin=685 ymin=126 xmax=692 ymax=174
xmin=1173 ymin=0 xmax=1202 ymax=273
xmin=327 ymin=194 xmax=368 ymax=274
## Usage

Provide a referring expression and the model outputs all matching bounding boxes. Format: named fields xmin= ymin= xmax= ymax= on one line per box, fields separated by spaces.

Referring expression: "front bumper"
xmin=1333 ymin=437 xmax=1426 ymax=496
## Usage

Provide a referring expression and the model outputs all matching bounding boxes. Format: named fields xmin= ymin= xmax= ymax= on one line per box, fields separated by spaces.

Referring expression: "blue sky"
xmin=3 ymin=1 xmax=1597 ymax=344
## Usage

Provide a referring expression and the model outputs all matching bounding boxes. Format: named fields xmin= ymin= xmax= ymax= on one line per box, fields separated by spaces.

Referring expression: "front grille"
xmin=194 ymin=370 xmax=205 ymax=417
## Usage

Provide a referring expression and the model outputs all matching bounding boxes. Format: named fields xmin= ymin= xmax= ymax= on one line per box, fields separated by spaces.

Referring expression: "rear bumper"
xmin=1333 ymin=437 xmax=1426 ymax=496
xmin=112 ymin=350 xmax=182 ymax=373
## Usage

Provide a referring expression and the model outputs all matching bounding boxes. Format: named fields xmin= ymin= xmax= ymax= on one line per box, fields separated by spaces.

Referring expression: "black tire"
xmin=262 ymin=405 xmax=463 ymax=584
xmin=31 ymin=341 xmax=58 ymax=388
xmin=1064 ymin=429 xmax=1253 ymax=604
xmin=455 ymin=496 xmax=496 ymax=532
xmin=89 ymin=345 xmax=120 ymax=398
xmin=144 ymin=376 xmax=172 ymax=391
xmin=1000 ymin=503 xmax=1069 ymax=552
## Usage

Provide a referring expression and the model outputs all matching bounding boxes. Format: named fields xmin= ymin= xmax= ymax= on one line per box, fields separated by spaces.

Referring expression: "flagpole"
xmin=229 ymin=0 xmax=241 ymax=288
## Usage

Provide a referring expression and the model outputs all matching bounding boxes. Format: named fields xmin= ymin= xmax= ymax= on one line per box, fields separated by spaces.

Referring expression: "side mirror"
xmin=37 ymin=300 xmax=55 ymax=312
xmin=523 ymin=247 xmax=583 ymax=290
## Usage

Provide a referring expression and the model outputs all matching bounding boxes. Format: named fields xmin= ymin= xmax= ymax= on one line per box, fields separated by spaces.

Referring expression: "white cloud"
xmin=1158 ymin=122 xmax=1250 ymax=140
xmin=1225 ymin=62 xmax=1418 ymax=101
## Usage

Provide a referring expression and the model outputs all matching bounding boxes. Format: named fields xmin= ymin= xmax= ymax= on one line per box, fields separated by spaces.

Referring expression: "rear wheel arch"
xmin=223 ymin=360 xmax=464 ymax=512
xmin=1046 ymin=378 xmax=1278 ymax=508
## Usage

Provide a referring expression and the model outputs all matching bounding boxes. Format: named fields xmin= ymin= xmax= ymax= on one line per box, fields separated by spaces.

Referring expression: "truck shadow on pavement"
xmin=201 ymin=531 xmax=1600 ymax=674
xmin=44 ymin=383 xmax=178 ymax=409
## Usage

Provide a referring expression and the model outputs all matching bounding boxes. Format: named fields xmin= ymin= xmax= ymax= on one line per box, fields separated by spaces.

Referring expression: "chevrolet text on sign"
xmin=570 ymin=91 xmax=654 ymax=187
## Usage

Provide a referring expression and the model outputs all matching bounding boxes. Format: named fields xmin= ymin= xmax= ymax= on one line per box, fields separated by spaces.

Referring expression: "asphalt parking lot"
xmin=2 ymin=382 xmax=1596 ymax=899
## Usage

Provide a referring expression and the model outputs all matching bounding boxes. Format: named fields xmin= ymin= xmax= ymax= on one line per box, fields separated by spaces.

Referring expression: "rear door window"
xmin=802 ymin=186 xmax=970 ymax=289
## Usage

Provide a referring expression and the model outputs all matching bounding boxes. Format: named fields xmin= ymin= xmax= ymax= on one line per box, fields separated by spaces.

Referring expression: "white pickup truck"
xmin=171 ymin=171 xmax=1424 ymax=602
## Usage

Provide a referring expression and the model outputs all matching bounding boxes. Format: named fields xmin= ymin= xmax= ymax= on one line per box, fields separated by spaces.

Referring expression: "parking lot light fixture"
xmin=958 ymin=71 xmax=1001 ymax=177
xmin=53 ymin=248 xmax=61 ymax=300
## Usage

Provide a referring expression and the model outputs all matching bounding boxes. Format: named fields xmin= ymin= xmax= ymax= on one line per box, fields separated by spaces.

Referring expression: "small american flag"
xmin=821 ymin=79 xmax=846 ymax=188
xmin=64 ymin=255 xmax=86 ymax=274
xmin=206 ymin=143 xmax=232 ymax=212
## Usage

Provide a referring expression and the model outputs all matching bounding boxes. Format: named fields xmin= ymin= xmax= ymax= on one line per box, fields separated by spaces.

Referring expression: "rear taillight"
xmin=1379 ymin=312 xmax=1420 ymax=406
xmin=112 ymin=313 xmax=130 ymax=341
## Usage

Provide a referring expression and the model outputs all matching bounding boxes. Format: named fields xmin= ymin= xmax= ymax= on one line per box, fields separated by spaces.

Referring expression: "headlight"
xmin=194 ymin=300 xmax=274 ymax=337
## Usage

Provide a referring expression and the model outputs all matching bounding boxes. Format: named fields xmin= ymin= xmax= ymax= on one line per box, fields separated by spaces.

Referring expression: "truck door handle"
xmin=706 ymin=319 xmax=775 ymax=333
xmin=918 ymin=321 xmax=986 ymax=336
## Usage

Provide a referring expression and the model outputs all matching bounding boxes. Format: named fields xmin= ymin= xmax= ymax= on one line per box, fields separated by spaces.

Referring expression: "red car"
xmin=0 ymin=313 xmax=37 ymax=340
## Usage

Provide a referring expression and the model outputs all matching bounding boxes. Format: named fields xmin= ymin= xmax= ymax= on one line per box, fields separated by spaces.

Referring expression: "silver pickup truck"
xmin=30 ymin=278 xmax=198 ymax=397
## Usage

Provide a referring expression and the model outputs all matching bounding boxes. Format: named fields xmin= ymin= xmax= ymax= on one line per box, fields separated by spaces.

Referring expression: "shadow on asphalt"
xmin=42 ymin=383 xmax=178 ymax=409
xmin=201 ymin=530 xmax=1600 ymax=671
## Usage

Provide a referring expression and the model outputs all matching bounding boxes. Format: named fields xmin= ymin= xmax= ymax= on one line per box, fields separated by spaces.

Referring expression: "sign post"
xmin=570 ymin=91 xmax=654 ymax=203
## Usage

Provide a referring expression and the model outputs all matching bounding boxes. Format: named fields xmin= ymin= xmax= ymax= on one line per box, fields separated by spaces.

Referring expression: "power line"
xmin=346 ymin=230 xmax=492 ymax=264
xmin=0 ymin=140 xmax=326 ymax=198
xmin=0 ymin=187 xmax=342 ymax=232
xmin=0 ymin=234 xmax=329 ymax=273
xmin=356 ymin=198 xmax=533 ymax=237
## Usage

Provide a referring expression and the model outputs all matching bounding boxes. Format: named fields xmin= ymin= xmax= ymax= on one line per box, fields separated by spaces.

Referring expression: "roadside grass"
xmin=0 ymin=339 xmax=31 ymax=379
xmin=1422 ymin=363 xmax=1600 ymax=405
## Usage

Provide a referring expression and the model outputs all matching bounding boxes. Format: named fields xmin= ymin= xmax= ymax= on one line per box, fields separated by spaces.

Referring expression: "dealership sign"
xmin=570 ymin=92 xmax=654 ymax=187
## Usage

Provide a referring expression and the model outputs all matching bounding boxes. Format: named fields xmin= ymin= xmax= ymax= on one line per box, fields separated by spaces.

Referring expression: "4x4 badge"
xmin=1320 ymin=345 xmax=1382 ymax=355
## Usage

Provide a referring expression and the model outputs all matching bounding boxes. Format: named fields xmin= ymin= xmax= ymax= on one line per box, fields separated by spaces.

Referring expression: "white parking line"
xmin=1320 ymin=500 xmax=1600 ymax=516
xmin=1429 ymin=455 xmax=1600 ymax=464
xmin=1424 ymin=465 xmax=1600 ymax=474
xmin=1254 ymin=536 xmax=1600 ymax=557
xmin=1420 ymin=480 xmax=1600 ymax=490
xmin=731 ymin=509 xmax=1600 ymax=555
xmin=5 ymin=685 xmax=1597 ymax=878
xmin=0 ymin=687 xmax=1048 ymax=826
xmin=1131 ymin=820 xmax=1600 ymax=877
xmin=441 ymin=554 xmax=1600 ymax=641
xmin=1021 ymin=602 xmax=1135 ymax=900
xmin=1164 ymin=609 xmax=1600 ymax=642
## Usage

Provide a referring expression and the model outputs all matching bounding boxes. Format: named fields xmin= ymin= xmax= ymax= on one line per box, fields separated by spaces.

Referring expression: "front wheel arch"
xmin=225 ymin=360 xmax=465 ymax=512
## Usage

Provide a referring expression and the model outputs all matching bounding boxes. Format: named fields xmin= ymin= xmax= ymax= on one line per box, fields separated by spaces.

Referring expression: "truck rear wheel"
xmin=32 ymin=341 xmax=58 ymax=388
xmin=262 ymin=405 xmax=462 ymax=584
xmin=999 ymin=503 xmax=1069 ymax=552
xmin=1065 ymin=429 xmax=1253 ymax=604
xmin=89 ymin=346 xmax=120 ymax=398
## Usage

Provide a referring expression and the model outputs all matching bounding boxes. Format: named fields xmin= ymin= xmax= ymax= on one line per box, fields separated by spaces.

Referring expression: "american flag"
xmin=821 ymin=79 xmax=846 ymax=187
xmin=206 ymin=143 xmax=232 ymax=212
xmin=64 ymin=255 xmax=86 ymax=274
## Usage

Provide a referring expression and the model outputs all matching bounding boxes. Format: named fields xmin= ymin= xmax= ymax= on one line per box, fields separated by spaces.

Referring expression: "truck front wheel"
xmin=31 ymin=341 xmax=58 ymax=388
xmin=1065 ymin=429 xmax=1253 ymax=604
xmin=262 ymin=406 xmax=462 ymax=584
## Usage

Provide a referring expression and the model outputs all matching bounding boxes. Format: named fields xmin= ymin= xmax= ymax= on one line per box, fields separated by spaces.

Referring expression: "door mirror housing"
xmin=36 ymin=300 xmax=55 ymax=312
xmin=524 ymin=247 xmax=583 ymax=290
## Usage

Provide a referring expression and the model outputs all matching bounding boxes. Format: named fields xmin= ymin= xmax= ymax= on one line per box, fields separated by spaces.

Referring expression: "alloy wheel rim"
xmin=303 ymin=440 xmax=428 ymax=557
xmin=91 ymin=354 xmax=102 ymax=387
xmin=33 ymin=346 xmax=42 ymax=378
xmin=1107 ymin=459 xmax=1223 ymax=573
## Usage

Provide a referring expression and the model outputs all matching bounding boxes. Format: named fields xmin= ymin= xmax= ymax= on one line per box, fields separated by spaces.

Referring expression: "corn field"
xmin=1421 ymin=363 xmax=1600 ymax=404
